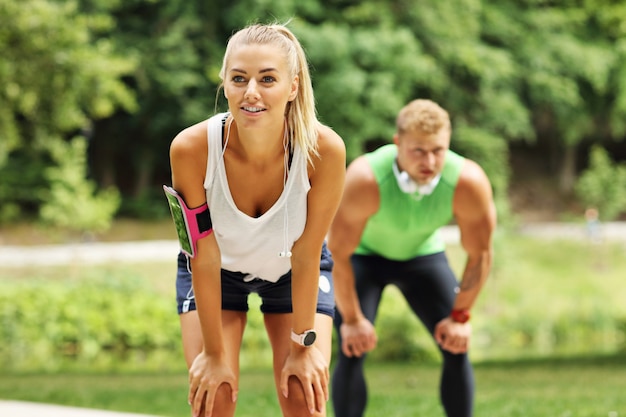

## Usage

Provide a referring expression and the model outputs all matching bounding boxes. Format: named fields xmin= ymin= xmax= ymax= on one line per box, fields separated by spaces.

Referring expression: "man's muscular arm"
xmin=453 ymin=159 xmax=496 ymax=311
xmin=434 ymin=159 xmax=496 ymax=354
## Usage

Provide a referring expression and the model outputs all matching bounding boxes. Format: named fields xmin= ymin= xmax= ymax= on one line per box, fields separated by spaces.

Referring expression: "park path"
xmin=2 ymin=222 xmax=626 ymax=268
xmin=0 ymin=239 xmax=180 ymax=267
xmin=0 ymin=400 xmax=164 ymax=417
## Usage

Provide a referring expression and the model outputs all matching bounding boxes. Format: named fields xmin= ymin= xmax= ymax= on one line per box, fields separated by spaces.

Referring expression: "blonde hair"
xmin=219 ymin=23 xmax=319 ymax=163
xmin=396 ymin=99 xmax=451 ymax=136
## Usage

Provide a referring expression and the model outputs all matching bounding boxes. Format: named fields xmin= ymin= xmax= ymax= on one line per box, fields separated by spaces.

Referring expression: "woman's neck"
xmin=229 ymin=119 xmax=287 ymax=164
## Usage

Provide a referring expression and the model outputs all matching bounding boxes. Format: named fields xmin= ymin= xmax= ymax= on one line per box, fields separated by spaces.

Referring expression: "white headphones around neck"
xmin=392 ymin=159 xmax=441 ymax=197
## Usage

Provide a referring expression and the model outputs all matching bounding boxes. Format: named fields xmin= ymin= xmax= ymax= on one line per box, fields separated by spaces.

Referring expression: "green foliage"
xmin=40 ymin=137 xmax=121 ymax=233
xmin=453 ymin=124 xmax=512 ymax=220
xmin=0 ymin=0 xmax=136 ymax=231
xmin=239 ymin=294 xmax=273 ymax=369
xmin=369 ymin=287 xmax=439 ymax=363
xmin=472 ymin=232 xmax=626 ymax=360
xmin=81 ymin=0 xmax=227 ymax=207
xmin=0 ymin=272 xmax=180 ymax=372
xmin=0 ymin=148 xmax=49 ymax=223
xmin=120 ymin=189 xmax=171 ymax=219
xmin=4 ymin=0 xmax=626 ymax=222
xmin=483 ymin=1 xmax=626 ymax=192
xmin=0 ymin=0 xmax=136 ymax=150
xmin=575 ymin=145 xmax=626 ymax=221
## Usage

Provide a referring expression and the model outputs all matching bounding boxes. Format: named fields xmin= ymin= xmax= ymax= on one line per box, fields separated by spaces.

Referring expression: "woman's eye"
xmin=261 ymin=76 xmax=276 ymax=83
xmin=232 ymin=76 xmax=245 ymax=83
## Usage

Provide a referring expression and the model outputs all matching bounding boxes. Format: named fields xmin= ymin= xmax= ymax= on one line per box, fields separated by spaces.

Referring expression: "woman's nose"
xmin=244 ymin=80 xmax=260 ymax=101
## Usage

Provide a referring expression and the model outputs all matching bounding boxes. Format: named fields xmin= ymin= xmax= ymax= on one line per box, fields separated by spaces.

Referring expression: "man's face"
xmin=394 ymin=130 xmax=450 ymax=185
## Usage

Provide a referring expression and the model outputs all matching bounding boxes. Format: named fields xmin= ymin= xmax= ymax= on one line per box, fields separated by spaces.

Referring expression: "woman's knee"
xmin=280 ymin=376 xmax=327 ymax=417
xmin=203 ymin=382 xmax=237 ymax=417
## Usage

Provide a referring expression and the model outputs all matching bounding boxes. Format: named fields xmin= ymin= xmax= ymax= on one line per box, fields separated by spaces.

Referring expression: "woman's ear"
xmin=288 ymin=76 xmax=299 ymax=102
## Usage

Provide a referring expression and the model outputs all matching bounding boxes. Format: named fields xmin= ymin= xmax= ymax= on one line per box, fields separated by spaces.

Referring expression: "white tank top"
xmin=203 ymin=113 xmax=310 ymax=283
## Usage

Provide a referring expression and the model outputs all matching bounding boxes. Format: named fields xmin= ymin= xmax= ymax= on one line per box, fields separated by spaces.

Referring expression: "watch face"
xmin=303 ymin=331 xmax=317 ymax=346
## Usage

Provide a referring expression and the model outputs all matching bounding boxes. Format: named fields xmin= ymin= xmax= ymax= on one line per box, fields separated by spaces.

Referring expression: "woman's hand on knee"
xmin=188 ymin=351 xmax=238 ymax=417
xmin=280 ymin=346 xmax=329 ymax=414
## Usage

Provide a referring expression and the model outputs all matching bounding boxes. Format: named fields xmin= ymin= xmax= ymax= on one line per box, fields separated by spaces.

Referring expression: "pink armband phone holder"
xmin=163 ymin=185 xmax=212 ymax=258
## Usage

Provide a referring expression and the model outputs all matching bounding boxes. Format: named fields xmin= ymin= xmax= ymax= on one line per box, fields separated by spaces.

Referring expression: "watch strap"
xmin=450 ymin=309 xmax=471 ymax=323
xmin=290 ymin=329 xmax=316 ymax=346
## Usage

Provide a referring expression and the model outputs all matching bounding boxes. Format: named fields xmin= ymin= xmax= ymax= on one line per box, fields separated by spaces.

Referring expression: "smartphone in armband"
xmin=163 ymin=185 xmax=212 ymax=258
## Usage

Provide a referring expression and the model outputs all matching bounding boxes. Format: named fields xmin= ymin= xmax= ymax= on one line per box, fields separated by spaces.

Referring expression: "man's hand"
xmin=340 ymin=317 xmax=378 ymax=357
xmin=434 ymin=317 xmax=472 ymax=354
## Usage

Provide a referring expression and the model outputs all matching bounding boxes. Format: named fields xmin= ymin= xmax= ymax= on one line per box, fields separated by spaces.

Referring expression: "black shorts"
xmin=176 ymin=242 xmax=335 ymax=317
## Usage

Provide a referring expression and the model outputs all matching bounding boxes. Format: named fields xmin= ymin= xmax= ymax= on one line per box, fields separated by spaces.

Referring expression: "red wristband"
xmin=450 ymin=309 xmax=471 ymax=323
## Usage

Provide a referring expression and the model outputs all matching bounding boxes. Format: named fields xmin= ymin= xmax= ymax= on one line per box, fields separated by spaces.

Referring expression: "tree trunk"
xmin=559 ymin=145 xmax=577 ymax=193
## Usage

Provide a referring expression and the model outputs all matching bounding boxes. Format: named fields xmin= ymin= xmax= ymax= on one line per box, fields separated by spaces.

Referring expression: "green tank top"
xmin=355 ymin=144 xmax=465 ymax=260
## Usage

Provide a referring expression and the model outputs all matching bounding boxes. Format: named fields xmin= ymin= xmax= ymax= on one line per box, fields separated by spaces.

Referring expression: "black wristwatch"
xmin=291 ymin=329 xmax=317 ymax=347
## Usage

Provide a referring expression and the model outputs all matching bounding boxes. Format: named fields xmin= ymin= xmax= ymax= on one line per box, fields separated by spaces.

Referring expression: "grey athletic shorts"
xmin=176 ymin=242 xmax=335 ymax=318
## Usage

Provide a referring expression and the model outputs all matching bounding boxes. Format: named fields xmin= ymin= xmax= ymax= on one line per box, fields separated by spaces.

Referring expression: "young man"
xmin=328 ymin=99 xmax=496 ymax=417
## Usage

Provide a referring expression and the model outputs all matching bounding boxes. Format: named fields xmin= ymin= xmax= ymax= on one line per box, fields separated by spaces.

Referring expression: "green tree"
xmin=0 ymin=0 xmax=135 ymax=226
xmin=5 ymin=0 xmax=625 ymax=226
xmin=80 ymin=0 xmax=226 ymax=212
xmin=483 ymin=0 xmax=626 ymax=193
xmin=575 ymin=145 xmax=626 ymax=221
xmin=40 ymin=137 xmax=121 ymax=234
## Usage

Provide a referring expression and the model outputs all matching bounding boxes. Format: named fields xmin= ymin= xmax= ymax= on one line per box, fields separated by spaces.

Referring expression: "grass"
xmin=365 ymin=356 xmax=626 ymax=417
xmin=2 ymin=355 xmax=625 ymax=416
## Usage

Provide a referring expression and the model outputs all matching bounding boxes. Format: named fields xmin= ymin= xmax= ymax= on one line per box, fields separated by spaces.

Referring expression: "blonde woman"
xmin=168 ymin=23 xmax=345 ymax=417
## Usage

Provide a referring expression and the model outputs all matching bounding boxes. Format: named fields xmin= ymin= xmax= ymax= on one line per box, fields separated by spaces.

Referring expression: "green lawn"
xmin=2 ymin=355 xmax=625 ymax=417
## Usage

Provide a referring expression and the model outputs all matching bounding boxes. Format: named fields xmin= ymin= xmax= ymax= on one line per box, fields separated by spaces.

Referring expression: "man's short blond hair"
xmin=396 ymin=99 xmax=451 ymax=135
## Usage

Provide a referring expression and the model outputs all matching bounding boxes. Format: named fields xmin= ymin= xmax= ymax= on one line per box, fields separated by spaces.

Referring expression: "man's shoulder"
xmin=363 ymin=144 xmax=396 ymax=174
xmin=459 ymin=158 xmax=490 ymax=186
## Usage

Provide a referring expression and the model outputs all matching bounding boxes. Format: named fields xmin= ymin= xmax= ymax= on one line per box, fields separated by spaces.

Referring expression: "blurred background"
xmin=1 ymin=0 xmax=625 ymax=416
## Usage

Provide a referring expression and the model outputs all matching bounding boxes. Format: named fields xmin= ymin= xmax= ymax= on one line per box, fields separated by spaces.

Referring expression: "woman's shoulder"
xmin=315 ymin=122 xmax=346 ymax=157
xmin=170 ymin=119 xmax=209 ymax=159
xmin=306 ymin=122 xmax=346 ymax=180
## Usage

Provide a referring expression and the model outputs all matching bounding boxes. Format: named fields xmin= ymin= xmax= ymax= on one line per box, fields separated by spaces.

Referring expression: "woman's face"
xmin=223 ymin=43 xmax=298 ymax=130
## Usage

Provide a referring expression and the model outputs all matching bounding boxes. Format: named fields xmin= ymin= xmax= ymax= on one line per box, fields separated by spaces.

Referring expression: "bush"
xmin=369 ymin=286 xmax=439 ymax=363
xmin=575 ymin=145 xmax=626 ymax=221
xmin=0 ymin=274 xmax=180 ymax=372
xmin=40 ymin=137 xmax=121 ymax=234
